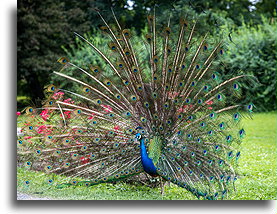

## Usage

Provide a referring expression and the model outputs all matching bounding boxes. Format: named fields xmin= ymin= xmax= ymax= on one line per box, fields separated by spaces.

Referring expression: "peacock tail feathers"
xmin=17 ymin=7 xmax=255 ymax=200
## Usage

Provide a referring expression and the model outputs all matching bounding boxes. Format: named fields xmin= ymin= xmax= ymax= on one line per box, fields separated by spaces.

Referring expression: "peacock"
xmin=17 ymin=6 xmax=255 ymax=200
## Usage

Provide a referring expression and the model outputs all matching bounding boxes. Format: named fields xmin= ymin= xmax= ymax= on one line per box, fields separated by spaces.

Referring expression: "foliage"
xmin=223 ymin=18 xmax=277 ymax=111
xmin=17 ymin=112 xmax=277 ymax=200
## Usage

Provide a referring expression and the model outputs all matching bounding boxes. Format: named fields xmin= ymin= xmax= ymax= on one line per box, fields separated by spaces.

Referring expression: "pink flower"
xmin=88 ymin=113 xmax=95 ymax=119
xmin=16 ymin=112 xmax=21 ymax=116
xmin=206 ymin=100 xmax=213 ymax=105
xmin=64 ymin=98 xmax=74 ymax=104
xmin=61 ymin=111 xmax=71 ymax=119
xmin=24 ymin=136 xmax=32 ymax=139
xmin=37 ymin=125 xmax=53 ymax=135
xmin=40 ymin=109 xmax=50 ymax=121
xmin=101 ymin=105 xmax=113 ymax=113
xmin=114 ymin=125 xmax=120 ymax=130
xmin=168 ymin=91 xmax=179 ymax=99
xmin=52 ymin=91 xmax=64 ymax=100
xmin=208 ymin=107 xmax=213 ymax=110
xmin=177 ymin=107 xmax=183 ymax=113
xmin=37 ymin=125 xmax=46 ymax=134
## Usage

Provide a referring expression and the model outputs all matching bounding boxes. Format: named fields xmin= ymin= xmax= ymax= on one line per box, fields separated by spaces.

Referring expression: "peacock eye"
xmin=136 ymin=134 xmax=141 ymax=140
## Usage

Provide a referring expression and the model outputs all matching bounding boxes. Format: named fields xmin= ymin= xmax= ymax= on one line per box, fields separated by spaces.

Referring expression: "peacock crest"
xmin=17 ymin=6 xmax=255 ymax=200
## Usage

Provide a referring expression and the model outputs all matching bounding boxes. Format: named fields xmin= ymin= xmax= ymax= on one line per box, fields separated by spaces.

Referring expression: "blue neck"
xmin=139 ymin=138 xmax=158 ymax=176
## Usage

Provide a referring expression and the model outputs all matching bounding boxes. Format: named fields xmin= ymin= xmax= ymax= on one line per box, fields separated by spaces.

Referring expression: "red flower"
xmin=80 ymin=156 xmax=90 ymax=164
xmin=114 ymin=125 xmax=120 ymax=131
xmin=16 ymin=112 xmax=21 ymax=116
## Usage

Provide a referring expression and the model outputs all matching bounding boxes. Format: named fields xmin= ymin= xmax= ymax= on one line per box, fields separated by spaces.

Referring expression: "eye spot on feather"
xmin=177 ymin=130 xmax=182 ymax=135
xmin=219 ymin=122 xmax=225 ymax=129
xmin=217 ymin=94 xmax=223 ymax=101
xmin=166 ymin=119 xmax=172 ymax=125
xmin=144 ymin=102 xmax=149 ymax=108
xmin=247 ymin=103 xmax=254 ymax=112
xmin=226 ymin=135 xmax=232 ymax=142
xmin=130 ymin=95 xmax=137 ymax=101
xmin=236 ymin=151 xmax=241 ymax=160
xmin=208 ymin=160 xmax=213 ymax=165
xmin=140 ymin=117 xmax=147 ymax=123
xmin=200 ymin=122 xmax=206 ymax=127
xmin=238 ymin=129 xmax=245 ymax=138
xmin=218 ymin=160 xmax=224 ymax=166
xmin=208 ymin=130 xmax=213 ymax=136
xmin=233 ymin=113 xmax=240 ymax=121
xmin=209 ymin=112 xmax=216 ymax=119
xmin=198 ymin=99 xmax=203 ymax=104
xmin=153 ymin=56 xmax=159 ymax=63
xmin=145 ymin=34 xmax=152 ymax=42
xmin=233 ymin=83 xmax=239 ymax=90
xmin=25 ymin=161 xmax=32 ymax=167
xmin=183 ymin=160 xmax=188 ymax=165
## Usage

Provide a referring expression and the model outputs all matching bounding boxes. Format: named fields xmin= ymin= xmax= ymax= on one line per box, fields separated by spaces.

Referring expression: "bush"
xmin=223 ymin=17 xmax=276 ymax=111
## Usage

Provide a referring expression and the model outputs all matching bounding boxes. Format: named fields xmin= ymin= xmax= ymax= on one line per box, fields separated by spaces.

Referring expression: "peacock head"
xmin=135 ymin=126 xmax=144 ymax=140
xmin=135 ymin=133 xmax=142 ymax=140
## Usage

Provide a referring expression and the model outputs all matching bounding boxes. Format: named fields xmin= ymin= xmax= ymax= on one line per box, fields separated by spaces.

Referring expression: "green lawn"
xmin=17 ymin=112 xmax=277 ymax=200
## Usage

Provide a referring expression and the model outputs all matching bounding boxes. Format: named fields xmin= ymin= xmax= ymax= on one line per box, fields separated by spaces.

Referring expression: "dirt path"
xmin=17 ymin=191 xmax=52 ymax=200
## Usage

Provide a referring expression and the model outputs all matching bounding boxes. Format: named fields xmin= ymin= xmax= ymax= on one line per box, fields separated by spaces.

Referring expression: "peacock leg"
xmin=160 ymin=176 xmax=165 ymax=195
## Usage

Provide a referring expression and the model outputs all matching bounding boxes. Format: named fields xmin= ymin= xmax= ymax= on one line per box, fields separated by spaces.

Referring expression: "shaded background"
xmin=17 ymin=0 xmax=276 ymax=111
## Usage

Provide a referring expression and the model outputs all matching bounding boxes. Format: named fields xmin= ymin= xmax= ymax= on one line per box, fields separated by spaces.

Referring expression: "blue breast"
xmin=139 ymin=138 xmax=158 ymax=176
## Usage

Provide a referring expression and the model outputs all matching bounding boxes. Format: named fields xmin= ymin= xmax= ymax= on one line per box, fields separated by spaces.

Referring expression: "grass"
xmin=17 ymin=112 xmax=277 ymax=200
